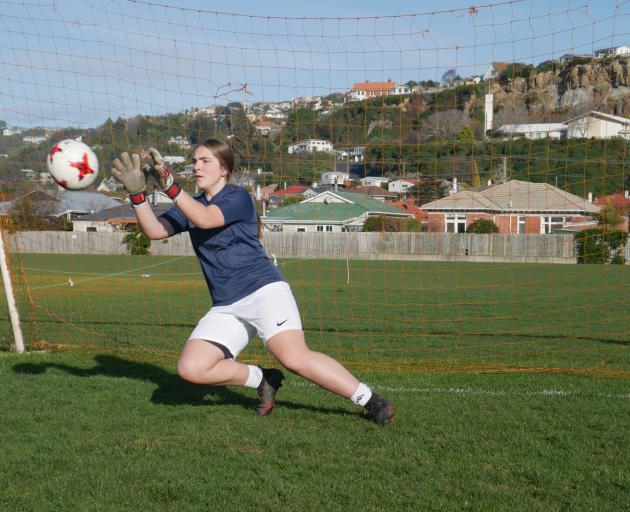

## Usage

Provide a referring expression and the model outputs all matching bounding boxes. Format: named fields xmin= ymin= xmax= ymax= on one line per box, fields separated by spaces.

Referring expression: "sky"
xmin=1 ymin=0 xmax=629 ymax=128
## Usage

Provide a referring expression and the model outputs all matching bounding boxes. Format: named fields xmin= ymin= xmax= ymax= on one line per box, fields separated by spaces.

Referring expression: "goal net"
xmin=0 ymin=0 xmax=627 ymax=376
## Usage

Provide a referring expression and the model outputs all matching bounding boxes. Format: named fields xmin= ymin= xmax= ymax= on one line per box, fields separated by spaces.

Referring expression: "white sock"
xmin=350 ymin=383 xmax=372 ymax=406
xmin=244 ymin=365 xmax=263 ymax=388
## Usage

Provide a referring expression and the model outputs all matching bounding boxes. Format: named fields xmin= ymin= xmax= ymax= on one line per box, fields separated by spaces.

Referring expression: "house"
xmin=499 ymin=123 xmax=567 ymax=140
xmin=167 ymin=136 xmax=191 ymax=149
xmin=390 ymin=200 xmax=429 ymax=223
xmin=565 ymin=111 xmax=630 ymax=139
xmin=359 ymin=176 xmax=389 ymax=188
xmin=392 ymin=84 xmax=411 ymax=95
xmin=348 ymin=186 xmax=398 ymax=202
xmin=162 ymin=155 xmax=186 ymax=165
xmin=347 ymin=80 xmax=397 ymax=102
xmin=72 ymin=203 xmax=173 ymax=232
xmin=262 ymin=190 xmax=413 ymax=233
xmin=97 ymin=176 xmax=124 ymax=192
xmin=320 ymin=171 xmax=351 ymax=186
xmin=388 ymin=179 xmax=421 ymax=194
xmin=594 ymin=190 xmax=630 ymax=231
xmin=421 ymin=180 xmax=600 ymax=234
xmin=0 ymin=189 xmax=121 ymax=222
xmin=287 ymin=139 xmax=333 ymax=154
xmin=482 ymin=62 xmax=508 ymax=81
xmin=559 ymin=53 xmax=592 ymax=65
xmin=22 ymin=135 xmax=47 ymax=144
xmin=267 ymin=185 xmax=309 ymax=206
xmin=594 ymin=45 xmax=630 ymax=58
xmin=254 ymin=120 xmax=280 ymax=137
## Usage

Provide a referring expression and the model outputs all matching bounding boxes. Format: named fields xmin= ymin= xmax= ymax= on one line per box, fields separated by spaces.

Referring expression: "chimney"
xmin=453 ymin=177 xmax=458 ymax=193
xmin=587 ymin=192 xmax=593 ymax=203
xmin=625 ymin=190 xmax=629 ymax=199
xmin=487 ymin=179 xmax=492 ymax=186
xmin=255 ymin=185 xmax=261 ymax=201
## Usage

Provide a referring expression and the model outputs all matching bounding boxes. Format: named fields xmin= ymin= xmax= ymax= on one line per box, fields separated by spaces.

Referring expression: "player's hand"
xmin=111 ymin=152 xmax=148 ymax=206
xmin=143 ymin=147 xmax=182 ymax=201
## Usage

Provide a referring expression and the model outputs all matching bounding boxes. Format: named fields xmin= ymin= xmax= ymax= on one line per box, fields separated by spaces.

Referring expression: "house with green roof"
xmin=262 ymin=190 xmax=413 ymax=232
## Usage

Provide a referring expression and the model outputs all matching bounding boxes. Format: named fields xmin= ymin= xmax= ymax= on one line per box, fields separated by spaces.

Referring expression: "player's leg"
xmin=176 ymin=338 xmax=249 ymax=385
xmin=266 ymin=329 xmax=395 ymax=425
xmin=266 ymin=329 xmax=358 ymax=396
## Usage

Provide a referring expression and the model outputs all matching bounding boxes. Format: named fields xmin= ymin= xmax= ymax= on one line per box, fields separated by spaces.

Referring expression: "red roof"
xmin=390 ymin=200 xmax=428 ymax=220
xmin=352 ymin=80 xmax=396 ymax=92
xmin=270 ymin=185 xmax=308 ymax=196
xmin=594 ymin=192 xmax=630 ymax=210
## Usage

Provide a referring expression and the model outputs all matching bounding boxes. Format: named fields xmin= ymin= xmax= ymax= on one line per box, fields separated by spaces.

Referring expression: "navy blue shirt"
xmin=160 ymin=184 xmax=284 ymax=306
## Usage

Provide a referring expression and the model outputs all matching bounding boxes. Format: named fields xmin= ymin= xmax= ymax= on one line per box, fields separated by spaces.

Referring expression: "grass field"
xmin=1 ymin=255 xmax=628 ymax=510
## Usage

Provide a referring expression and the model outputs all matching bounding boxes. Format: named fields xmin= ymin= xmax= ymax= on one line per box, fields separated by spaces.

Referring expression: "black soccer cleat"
xmin=364 ymin=392 xmax=396 ymax=425
xmin=255 ymin=368 xmax=285 ymax=416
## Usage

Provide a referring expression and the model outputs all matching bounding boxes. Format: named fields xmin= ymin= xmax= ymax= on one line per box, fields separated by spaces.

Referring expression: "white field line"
xmin=289 ymin=380 xmax=630 ymax=399
xmin=25 ymin=256 xmax=192 ymax=290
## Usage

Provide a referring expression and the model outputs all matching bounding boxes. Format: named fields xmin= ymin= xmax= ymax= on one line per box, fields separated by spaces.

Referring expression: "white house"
xmin=320 ymin=171 xmax=350 ymax=185
xmin=595 ymin=45 xmax=630 ymax=58
xmin=23 ymin=135 xmax=47 ymax=144
xmin=347 ymin=80 xmax=397 ymax=102
xmin=167 ymin=136 xmax=191 ymax=149
xmin=565 ymin=111 xmax=630 ymax=139
xmin=499 ymin=123 xmax=567 ymax=140
xmin=388 ymin=179 xmax=418 ymax=193
xmin=482 ymin=62 xmax=508 ymax=81
xmin=359 ymin=176 xmax=389 ymax=187
xmin=287 ymin=139 xmax=333 ymax=154
xmin=162 ymin=155 xmax=186 ymax=165
xmin=392 ymin=84 xmax=411 ymax=95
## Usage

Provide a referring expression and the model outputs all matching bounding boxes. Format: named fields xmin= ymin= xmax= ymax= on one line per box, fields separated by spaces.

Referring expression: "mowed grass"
xmin=0 ymin=255 xmax=628 ymax=510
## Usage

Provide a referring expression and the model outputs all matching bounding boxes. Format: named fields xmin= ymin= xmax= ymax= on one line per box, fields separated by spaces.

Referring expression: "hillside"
xmin=1 ymin=56 xmax=629 ymax=198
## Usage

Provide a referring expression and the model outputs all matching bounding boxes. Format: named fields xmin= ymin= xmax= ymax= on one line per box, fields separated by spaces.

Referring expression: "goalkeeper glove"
xmin=143 ymin=147 xmax=182 ymax=202
xmin=111 ymin=152 xmax=148 ymax=207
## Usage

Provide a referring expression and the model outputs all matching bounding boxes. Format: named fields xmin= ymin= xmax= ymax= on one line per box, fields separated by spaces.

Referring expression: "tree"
xmin=466 ymin=219 xmax=499 ymax=233
xmin=123 ymin=225 xmax=151 ymax=255
xmin=593 ymin=201 xmax=622 ymax=233
xmin=420 ymin=110 xmax=470 ymax=140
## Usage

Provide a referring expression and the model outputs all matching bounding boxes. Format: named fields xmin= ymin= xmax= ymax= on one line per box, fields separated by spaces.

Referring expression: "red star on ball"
xmin=70 ymin=153 xmax=95 ymax=180
xmin=48 ymin=144 xmax=62 ymax=161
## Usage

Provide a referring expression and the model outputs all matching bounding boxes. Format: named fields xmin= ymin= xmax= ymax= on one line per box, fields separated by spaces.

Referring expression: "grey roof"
xmin=421 ymin=180 xmax=601 ymax=213
xmin=0 ymin=189 xmax=122 ymax=217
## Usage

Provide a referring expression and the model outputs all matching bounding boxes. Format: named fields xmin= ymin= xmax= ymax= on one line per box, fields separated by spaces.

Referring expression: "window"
xmin=316 ymin=225 xmax=323 ymax=232
xmin=86 ymin=227 xmax=97 ymax=232
xmin=326 ymin=225 xmax=333 ymax=232
xmin=445 ymin=214 xmax=467 ymax=233
xmin=296 ymin=227 xmax=306 ymax=232
xmin=517 ymin=215 xmax=526 ymax=234
xmin=541 ymin=216 xmax=565 ymax=234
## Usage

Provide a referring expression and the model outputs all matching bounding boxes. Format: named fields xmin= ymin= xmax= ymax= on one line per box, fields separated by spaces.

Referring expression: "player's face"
xmin=192 ymin=146 xmax=228 ymax=195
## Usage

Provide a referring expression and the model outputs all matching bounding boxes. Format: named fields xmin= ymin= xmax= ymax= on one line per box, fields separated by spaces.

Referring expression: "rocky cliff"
xmin=489 ymin=57 xmax=630 ymax=117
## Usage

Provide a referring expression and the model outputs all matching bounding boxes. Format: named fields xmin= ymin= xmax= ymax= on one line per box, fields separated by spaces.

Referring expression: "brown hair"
xmin=193 ymin=138 xmax=235 ymax=181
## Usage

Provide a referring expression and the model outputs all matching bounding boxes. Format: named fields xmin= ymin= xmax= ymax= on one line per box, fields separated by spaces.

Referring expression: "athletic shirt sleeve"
xmin=213 ymin=187 xmax=255 ymax=225
xmin=159 ymin=204 xmax=189 ymax=234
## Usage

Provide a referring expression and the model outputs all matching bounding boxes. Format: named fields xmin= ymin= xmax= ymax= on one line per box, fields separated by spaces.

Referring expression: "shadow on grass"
xmin=12 ymin=354 xmax=352 ymax=418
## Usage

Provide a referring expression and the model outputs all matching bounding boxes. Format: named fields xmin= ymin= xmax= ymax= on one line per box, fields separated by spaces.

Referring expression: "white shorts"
xmin=189 ymin=281 xmax=302 ymax=359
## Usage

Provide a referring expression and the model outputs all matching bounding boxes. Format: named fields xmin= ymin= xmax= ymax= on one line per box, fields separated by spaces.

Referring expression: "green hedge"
xmin=575 ymin=229 xmax=627 ymax=264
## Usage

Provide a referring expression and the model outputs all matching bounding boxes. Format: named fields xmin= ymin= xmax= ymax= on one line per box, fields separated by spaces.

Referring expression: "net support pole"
xmin=0 ymin=231 xmax=24 ymax=353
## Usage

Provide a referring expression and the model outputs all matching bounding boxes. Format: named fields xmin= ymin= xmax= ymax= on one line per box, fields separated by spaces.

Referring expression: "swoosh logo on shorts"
xmin=276 ymin=318 xmax=289 ymax=326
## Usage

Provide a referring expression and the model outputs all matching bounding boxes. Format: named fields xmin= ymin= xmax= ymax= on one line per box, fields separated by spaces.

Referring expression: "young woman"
xmin=111 ymin=138 xmax=395 ymax=425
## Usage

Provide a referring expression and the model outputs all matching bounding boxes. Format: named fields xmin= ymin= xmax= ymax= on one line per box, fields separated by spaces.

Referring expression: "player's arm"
xmin=144 ymin=147 xmax=225 ymax=229
xmin=111 ymin=152 xmax=175 ymax=240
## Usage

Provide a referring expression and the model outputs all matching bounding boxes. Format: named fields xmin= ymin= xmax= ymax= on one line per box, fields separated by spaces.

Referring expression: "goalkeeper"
xmin=111 ymin=138 xmax=395 ymax=425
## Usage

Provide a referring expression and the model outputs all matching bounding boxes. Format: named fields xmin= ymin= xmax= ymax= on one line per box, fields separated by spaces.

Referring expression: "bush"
xmin=363 ymin=216 xmax=423 ymax=232
xmin=123 ymin=227 xmax=151 ymax=255
xmin=466 ymin=219 xmax=499 ymax=233
xmin=575 ymin=229 xmax=627 ymax=264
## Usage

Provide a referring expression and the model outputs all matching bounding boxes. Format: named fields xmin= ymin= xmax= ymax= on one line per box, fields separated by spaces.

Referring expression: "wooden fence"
xmin=4 ymin=230 xmax=617 ymax=264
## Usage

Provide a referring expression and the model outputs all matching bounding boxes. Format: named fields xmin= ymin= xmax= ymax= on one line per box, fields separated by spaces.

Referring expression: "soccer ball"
xmin=46 ymin=139 xmax=99 ymax=190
